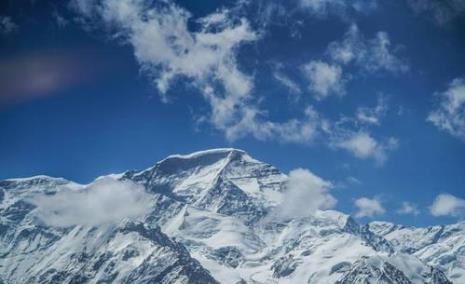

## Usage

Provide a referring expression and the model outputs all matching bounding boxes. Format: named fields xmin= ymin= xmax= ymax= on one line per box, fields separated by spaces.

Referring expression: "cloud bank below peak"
xmin=270 ymin=168 xmax=337 ymax=220
xmin=31 ymin=178 xmax=153 ymax=227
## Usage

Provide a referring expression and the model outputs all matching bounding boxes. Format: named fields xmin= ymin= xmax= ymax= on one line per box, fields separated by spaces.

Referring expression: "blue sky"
xmin=1 ymin=0 xmax=465 ymax=226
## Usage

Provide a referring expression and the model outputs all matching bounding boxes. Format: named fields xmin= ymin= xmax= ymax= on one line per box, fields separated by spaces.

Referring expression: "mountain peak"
xmin=161 ymin=148 xmax=255 ymax=164
xmin=166 ymin=148 xmax=247 ymax=159
xmin=135 ymin=148 xmax=256 ymax=176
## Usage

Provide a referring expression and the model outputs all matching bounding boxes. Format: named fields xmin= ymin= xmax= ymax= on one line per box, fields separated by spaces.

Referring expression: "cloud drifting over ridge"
xmin=31 ymin=178 xmax=153 ymax=227
xmin=272 ymin=168 xmax=337 ymax=220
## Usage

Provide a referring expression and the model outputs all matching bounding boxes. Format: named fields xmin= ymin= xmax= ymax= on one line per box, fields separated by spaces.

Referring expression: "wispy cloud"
xmin=356 ymin=96 xmax=387 ymax=126
xmin=328 ymin=24 xmax=408 ymax=74
xmin=325 ymin=98 xmax=398 ymax=165
xmin=428 ymin=77 xmax=465 ymax=140
xmin=0 ymin=16 xmax=17 ymax=35
xmin=302 ymin=60 xmax=346 ymax=100
xmin=52 ymin=10 xmax=69 ymax=28
xmin=298 ymin=0 xmax=378 ymax=17
xmin=347 ymin=176 xmax=362 ymax=185
xmin=333 ymin=131 xmax=398 ymax=165
xmin=299 ymin=24 xmax=407 ymax=103
xmin=407 ymin=0 xmax=465 ymax=25
xmin=397 ymin=201 xmax=420 ymax=216
xmin=273 ymin=70 xmax=302 ymax=96
xmin=223 ymin=106 xmax=323 ymax=143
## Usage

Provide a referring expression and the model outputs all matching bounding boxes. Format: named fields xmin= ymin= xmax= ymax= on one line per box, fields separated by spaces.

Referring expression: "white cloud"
xmin=272 ymin=168 xmax=337 ymax=220
xmin=315 ymin=93 xmax=397 ymax=165
xmin=328 ymin=24 xmax=408 ymax=74
xmin=296 ymin=23 xmax=406 ymax=106
xmin=327 ymin=24 xmax=360 ymax=64
xmin=298 ymin=0 xmax=378 ymax=16
xmin=0 ymin=16 xmax=17 ymax=35
xmin=356 ymin=96 xmax=387 ymax=125
xmin=333 ymin=131 xmax=398 ymax=165
xmin=354 ymin=197 xmax=385 ymax=218
xmin=397 ymin=202 xmax=420 ymax=216
xmin=347 ymin=176 xmax=362 ymax=185
xmin=430 ymin=193 xmax=465 ymax=217
xmin=321 ymin=95 xmax=397 ymax=165
xmin=53 ymin=10 xmax=69 ymax=28
xmin=224 ymin=106 xmax=322 ymax=144
xmin=408 ymin=0 xmax=465 ymax=25
xmin=302 ymin=60 xmax=346 ymax=100
xmin=428 ymin=77 xmax=465 ymax=140
xmin=31 ymin=178 xmax=153 ymax=227
xmin=299 ymin=0 xmax=343 ymax=14
xmin=273 ymin=71 xmax=302 ymax=95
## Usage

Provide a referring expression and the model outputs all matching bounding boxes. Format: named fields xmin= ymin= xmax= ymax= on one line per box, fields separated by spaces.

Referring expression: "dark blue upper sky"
xmin=1 ymin=0 xmax=465 ymax=226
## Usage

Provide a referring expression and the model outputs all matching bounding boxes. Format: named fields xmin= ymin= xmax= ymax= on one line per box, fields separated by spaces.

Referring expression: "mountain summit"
xmin=0 ymin=149 xmax=460 ymax=283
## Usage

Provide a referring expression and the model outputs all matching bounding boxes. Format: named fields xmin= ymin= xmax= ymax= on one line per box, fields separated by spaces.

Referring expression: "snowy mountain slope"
xmin=335 ymin=254 xmax=452 ymax=284
xmin=121 ymin=149 xmax=284 ymax=223
xmin=0 ymin=148 xmax=457 ymax=283
xmin=369 ymin=221 xmax=465 ymax=283
xmin=0 ymin=177 xmax=218 ymax=284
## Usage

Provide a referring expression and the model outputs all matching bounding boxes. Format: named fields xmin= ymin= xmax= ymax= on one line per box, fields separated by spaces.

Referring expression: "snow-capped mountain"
xmin=0 ymin=148 xmax=460 ymax=283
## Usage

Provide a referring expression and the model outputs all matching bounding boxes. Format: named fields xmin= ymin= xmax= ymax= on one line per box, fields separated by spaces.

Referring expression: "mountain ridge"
xmin=0 ymin=148 xmax=461 ymax=283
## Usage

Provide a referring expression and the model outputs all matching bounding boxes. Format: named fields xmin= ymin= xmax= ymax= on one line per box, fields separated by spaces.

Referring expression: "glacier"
xmin=0 ymin=148 xmax=461 ymax=283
